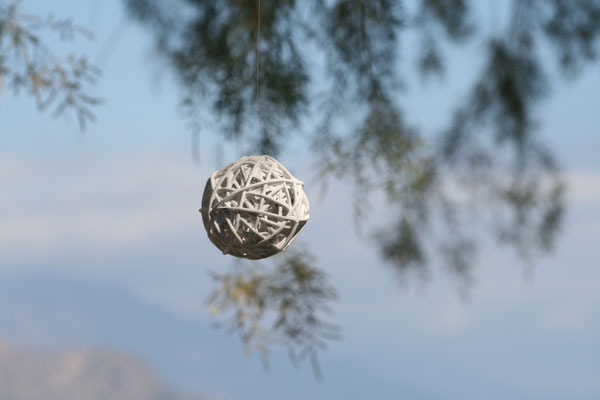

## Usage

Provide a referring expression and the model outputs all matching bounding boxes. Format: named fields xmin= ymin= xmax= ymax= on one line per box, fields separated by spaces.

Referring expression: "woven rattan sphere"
xmin=200 ymin=155 xmax=309 ymax=259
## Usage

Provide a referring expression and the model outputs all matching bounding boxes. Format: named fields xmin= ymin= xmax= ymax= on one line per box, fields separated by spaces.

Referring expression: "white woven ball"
xmin=200 ymin=155 xmax=309 ymax=259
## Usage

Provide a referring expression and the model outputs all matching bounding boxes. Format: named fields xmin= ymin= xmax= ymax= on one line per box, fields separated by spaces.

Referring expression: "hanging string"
xmin=255 ymin=0 xmax=261 ymax=123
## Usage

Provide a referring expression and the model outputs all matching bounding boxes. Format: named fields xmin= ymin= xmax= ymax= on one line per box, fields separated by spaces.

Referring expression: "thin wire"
xmin=255 ymin=0 xmax=261 ymax=119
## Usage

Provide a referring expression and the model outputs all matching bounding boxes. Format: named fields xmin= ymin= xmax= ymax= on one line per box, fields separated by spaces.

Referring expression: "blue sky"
xmin=1 ymin=1 xmax=600 ymax=399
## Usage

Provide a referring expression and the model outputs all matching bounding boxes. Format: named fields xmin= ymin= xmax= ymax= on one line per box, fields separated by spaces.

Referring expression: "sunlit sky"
xmin=1 ymin=1 xmax=599 ymax=399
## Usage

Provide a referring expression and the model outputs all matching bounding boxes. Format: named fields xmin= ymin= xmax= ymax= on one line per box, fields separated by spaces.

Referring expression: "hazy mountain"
xmin=0 ymin=339 xmax=201 ymax=400
xmin=0 ymin=270 xmax=244 ymax=396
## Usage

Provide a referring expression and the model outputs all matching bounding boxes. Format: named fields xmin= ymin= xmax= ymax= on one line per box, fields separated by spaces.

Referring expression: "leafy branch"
xmin=0 ymin=1 xmax=101 ymax=129
xmin=207 ymin=246 xmax=339 ymax=378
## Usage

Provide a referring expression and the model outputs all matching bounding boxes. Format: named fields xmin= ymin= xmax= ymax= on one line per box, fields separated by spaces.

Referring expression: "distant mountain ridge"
xmin=0 ymin=271 xmax=242 ymax=398
xmin=0 ymin=270 xmax=243 ymax=393
xmin=0 ymin=339 xmax=201 ymax=400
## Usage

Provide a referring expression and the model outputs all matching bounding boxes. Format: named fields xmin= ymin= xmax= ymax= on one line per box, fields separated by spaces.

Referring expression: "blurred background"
xmin=1 ymin=0 xmax=599 ymax=399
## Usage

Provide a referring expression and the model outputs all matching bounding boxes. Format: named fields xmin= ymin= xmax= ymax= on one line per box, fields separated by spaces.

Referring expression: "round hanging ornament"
xmin=200 ymin=155 xmax=309 ymax=259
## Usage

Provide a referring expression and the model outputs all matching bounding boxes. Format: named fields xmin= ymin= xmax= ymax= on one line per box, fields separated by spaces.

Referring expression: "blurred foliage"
xmin=5 ymin=0 xmax=596 ymax=379
xmin=207 ymin=246 xmax=339 ymax=378
xmin=0 ymin=1 xmax=100 ymax=129
xmin=123 ymin=0 xmax=600 ymax=371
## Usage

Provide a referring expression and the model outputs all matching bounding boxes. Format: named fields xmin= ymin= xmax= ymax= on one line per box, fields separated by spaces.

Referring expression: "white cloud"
xmin=0 ymin=152 xmax=210 ymax=258
xmin=3 ymin=150 xmax=597 ymax=257
xmin=566 ymin=170 xmax=600 ymax=205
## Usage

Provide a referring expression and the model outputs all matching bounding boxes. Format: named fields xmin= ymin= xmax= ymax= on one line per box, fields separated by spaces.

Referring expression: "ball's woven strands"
xmin=200 ymin=155 xmax=309 ymax=259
